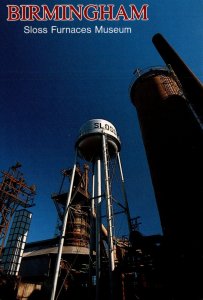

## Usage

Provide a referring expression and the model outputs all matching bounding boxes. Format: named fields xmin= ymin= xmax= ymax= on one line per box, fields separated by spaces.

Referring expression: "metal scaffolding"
xmin=0 ymin=163 xmax=36 ymax=256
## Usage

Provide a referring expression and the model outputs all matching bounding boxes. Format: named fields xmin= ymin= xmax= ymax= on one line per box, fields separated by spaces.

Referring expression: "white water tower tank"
xmin=75 ymin=119 xmax=121 ymax=161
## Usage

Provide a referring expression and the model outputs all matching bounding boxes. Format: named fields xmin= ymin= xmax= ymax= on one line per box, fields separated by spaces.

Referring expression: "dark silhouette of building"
xmin=130 ymin=34 xmax=203 ymax=299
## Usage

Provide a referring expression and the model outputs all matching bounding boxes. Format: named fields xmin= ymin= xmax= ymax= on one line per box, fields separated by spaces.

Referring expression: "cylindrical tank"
xmin=130 ymin=66 xmax=203 ymax=298
xmin=65 ymin=202 xmax=90 ymax=248
xmin=75 ymin=119 xmax=121 ymax=162
xmin=131 ymin=67 xmax=183 ymax=108
xmin=130 ymin=67 xmax=203 ymax=240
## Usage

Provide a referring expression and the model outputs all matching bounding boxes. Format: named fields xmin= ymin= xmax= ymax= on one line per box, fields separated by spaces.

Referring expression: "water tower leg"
xmin=102 ymin=134 xmax=115 ymax=299
xmin=50 ymin=152 xmax=77 ymax=300
xmin=91 ymin=163 xmax=96 ymax=216
xmin=89 ymin=163 xmax=95 ymax=296
xmin=96 ymin=158 xmax=102 ymax=300
xmin=117 ymin=153 xmax=132 ymax=235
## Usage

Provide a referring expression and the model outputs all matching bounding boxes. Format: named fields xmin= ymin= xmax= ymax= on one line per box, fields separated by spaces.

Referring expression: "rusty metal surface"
xmin=152 ymin=33 xmax=203 ymax=123
xmin=52 ymin=164 xmax=91 ymax=249
xmin=0 ymin=164 xmax=36 ymax=256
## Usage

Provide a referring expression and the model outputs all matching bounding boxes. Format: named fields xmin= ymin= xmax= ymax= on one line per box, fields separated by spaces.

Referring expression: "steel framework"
xmin=0 ymin=163 xmax=36 ymax=256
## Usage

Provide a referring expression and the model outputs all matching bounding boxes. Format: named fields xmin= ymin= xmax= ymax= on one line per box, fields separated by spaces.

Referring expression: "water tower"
xmin=51 ymin=119 xmax=131 ymax=300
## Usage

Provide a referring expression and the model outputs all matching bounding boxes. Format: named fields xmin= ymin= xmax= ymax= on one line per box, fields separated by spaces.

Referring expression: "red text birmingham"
xmin=7 ymin=4 xmax=149 ymax=21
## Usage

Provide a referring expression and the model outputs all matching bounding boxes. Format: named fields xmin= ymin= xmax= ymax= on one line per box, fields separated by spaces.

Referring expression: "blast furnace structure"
xmin=130 ymin=34 xmax=203 ymax=299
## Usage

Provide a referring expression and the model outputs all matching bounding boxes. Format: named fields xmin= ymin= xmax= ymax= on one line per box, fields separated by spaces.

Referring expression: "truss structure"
xmin=0 ymin=163 xmax=36 ymax=256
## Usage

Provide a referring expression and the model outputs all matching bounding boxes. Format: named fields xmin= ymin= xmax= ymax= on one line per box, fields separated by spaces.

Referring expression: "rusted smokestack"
xmin=152 ymin=33 xmax=203 ymax=123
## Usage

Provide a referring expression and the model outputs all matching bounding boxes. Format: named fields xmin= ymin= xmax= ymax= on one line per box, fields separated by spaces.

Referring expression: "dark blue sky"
xmin=0 ymin=0 xmax=202 ymax=242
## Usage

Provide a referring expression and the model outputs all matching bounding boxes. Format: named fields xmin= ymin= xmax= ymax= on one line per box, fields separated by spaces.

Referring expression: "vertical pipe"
xmin=96 ymin=158 xmax=102 ymax=300
xmin=91 ymin=164 xmax=95 ymax=216
xmin=117 ymin=153 xmax=132 ymax=235
xmin=89 ymin=163 xmax=95 ymax=295
xmin=50 ymin=152 xmax=77 ymax=300
xmin=102 ymin=134 xmax=115 ymax=299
